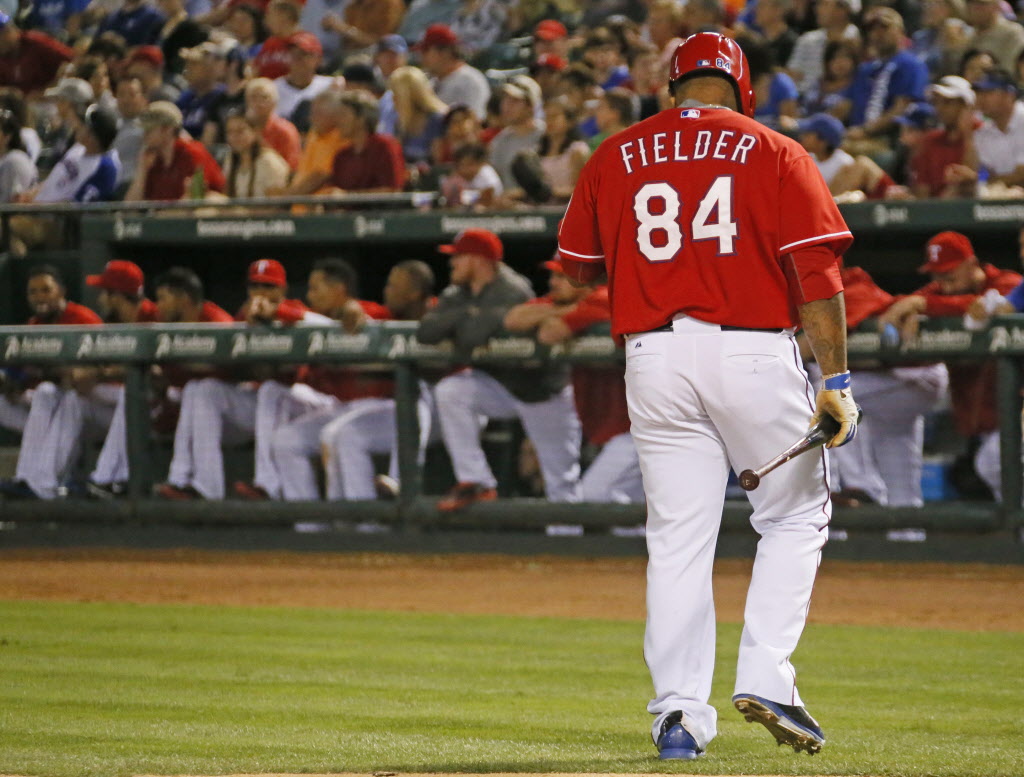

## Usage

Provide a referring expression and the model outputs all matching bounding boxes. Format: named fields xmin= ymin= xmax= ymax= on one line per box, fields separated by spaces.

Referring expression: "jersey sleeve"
xmin=561 ymin=288 xmax=611 ymax=333
xmin=557 ymin=152 xmax=604 ymax=265
xmin=778 ymin=151 xmax=853 ymax=258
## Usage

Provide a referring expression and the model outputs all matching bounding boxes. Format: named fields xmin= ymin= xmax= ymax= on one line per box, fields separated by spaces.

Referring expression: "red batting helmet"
xmin=668 ymin=33 xmax=756 ymax=118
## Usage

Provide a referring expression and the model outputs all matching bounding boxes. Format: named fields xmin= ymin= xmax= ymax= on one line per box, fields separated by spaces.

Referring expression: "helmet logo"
xmin=697 ymin=59 xmax=711 ymax=66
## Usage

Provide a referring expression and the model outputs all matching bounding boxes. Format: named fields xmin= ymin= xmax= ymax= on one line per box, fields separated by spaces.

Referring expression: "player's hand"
xmin=247 ymin=296 xmax=278 ymax=324
xmin=339 ymin=299 xmax=367 ymax=333
xmin=810 ymin=373 xmax=858 ymax=448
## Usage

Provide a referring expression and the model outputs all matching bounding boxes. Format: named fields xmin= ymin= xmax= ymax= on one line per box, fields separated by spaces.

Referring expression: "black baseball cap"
xmin=84 ymin=104 xmax=120 ymax=150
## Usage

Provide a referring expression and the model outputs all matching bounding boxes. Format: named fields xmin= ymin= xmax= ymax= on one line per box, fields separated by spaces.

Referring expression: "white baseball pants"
xmin=166 ymin=378 xmax=258 ymax=499
xmin=625 ymin=316 xmax=830 ymax=752
xmin=974 ymin=429 xmax=1001 ymax=501
xmin=433 ymin=369 xmax=582 ymax=502
xmin=320 ymin=384 xmax=436 ymax=500
xmin=267 ymin=384 xmax=345 ymax=501
xmin=826 ymin=365 xmax=948 ymax=506
xmin=16 ymin=381 xmax=119 ymax=498
xmin=580 ymin=431 xmax=644 ymax=503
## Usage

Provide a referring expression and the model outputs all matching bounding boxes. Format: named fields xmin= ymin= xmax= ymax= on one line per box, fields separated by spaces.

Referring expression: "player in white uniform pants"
xmin=232 ymin=258 xmax=388 ymax=501
xmin=320 ymin=261 xmax=437 ymax=501
xmin=558 ymin=33 xmax=858 ymax=759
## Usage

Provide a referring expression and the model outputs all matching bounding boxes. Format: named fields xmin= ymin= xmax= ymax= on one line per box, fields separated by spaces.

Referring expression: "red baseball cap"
xmin=125 ymin=45 xmax=164 ymax=69
xmin=542 ymin=252 xmax=565 ymax=274
xmin=533 ymin=53 xmax=568 ymax=72
xmin=86 ymin=260 xmax=145 ymax=296
xmin=439 ymin=228 xmax=503 ymax=261
xmin=415 ymin=23 xmax=459 ymax=50
xmin=248 ymin=258 xmax=287 ymax=287
xmin=288 ymin=31 xmax=323 ymax=56
xmin=919 ymin=231 xmax=975 ymax=274
xmin=535 ymin=19 xmax=568 ymax=41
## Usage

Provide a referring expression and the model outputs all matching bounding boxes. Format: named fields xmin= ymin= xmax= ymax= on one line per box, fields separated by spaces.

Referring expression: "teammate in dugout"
xmin=803 ymin=262 xmax=949 ymax=508
xmin=558 ymin=33 xmax=857 ymax=759
xmin=418 ymin=228 xmax=583 ymax=511
xmin=504 ymin=255 xmax=642 ymax=503
xmin=879 ymin=230 xmax=1022 ymax=502
xmin=0 ymin=266 xmax=105 ymax=500
xmin=154 ymin=259 xmax=329 ymax=501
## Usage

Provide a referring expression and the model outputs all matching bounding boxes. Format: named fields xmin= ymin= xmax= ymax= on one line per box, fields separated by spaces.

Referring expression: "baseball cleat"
xmin=155 ymin=483 xmax=203 ymax=501
xmin=655 ymin=712 xmax=703 ymax=760
xmin=436 ymin=482 xmax=497 ymax=512
xmin=732 ymin=693 xmax=825 ymax=754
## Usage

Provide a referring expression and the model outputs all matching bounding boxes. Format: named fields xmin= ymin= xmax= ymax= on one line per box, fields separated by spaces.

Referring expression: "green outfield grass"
xmin=0 ymin=600 xmax=1021 ymax=777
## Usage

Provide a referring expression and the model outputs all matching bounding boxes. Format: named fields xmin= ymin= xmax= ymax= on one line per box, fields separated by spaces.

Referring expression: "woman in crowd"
xmin=431 ymin=104 xmax=485 ymax=165
xmin=389 ymin=66 xmax=448 ymax=166
xmin=220 ymin=110 xmax=291 ymax=199
xmin=0 ymin=109 xmax=36 ymax=204
xmin=801 ymin=40 xmax=860 ymax=123
xmin=537 ymin=96 xmax=589 ymax=202
xmin=224 ymin=2 xmax=266 ymax=62
xmin=960 ymin=48 xmax=997 ymax=85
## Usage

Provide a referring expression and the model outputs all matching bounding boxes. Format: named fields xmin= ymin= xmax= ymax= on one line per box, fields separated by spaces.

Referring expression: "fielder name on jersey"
xmin=619 ymin=121 xmax=757 ymax=174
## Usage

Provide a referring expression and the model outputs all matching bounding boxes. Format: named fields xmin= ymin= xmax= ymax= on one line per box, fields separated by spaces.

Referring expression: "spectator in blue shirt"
xmin=97 ymin=0 xmax=165 ymax=48
xmin=738 ymin=34 xmax=801 ymax=131
xmin=176 ymin=42 xmax=228 ymax=145
xmin=26 ymin=0 xmax=90 ymax=43
xmin=847 ymin=6 xmax=930 ymax=142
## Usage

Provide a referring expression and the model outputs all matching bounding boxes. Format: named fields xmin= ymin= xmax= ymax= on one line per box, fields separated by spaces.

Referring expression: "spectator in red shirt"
xmin=0 ymin=13 xmax=74 ymax=98
xmin=252 ymin=0 xmax=302 ymax=79
xmin=328 ymin=90 xmax=406 ymax=193
xmin=244 ymin=77 xmax=302 ymax=170
xmin=124 ymin=100 xmax=226 ymax=201
xmin=910 ymin=75 xmax=979 ymax=199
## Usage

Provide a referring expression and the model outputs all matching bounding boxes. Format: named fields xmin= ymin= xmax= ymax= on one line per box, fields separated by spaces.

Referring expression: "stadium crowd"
xmin=3 ymin=0 xmax=1024 ymax=508
xmin=2 ymin=0 xmax=1024 ymax=221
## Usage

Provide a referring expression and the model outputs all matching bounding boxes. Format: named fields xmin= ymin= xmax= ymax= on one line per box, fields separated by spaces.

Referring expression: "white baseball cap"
xmin=927 ymin=75 xmax=975 ymax=106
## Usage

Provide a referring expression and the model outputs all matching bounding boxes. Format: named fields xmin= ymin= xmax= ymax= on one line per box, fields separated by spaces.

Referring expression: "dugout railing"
xmin=0 ymin=318 xmax=1021 ymax=536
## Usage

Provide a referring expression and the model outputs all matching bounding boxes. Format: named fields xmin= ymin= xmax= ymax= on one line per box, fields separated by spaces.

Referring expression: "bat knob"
xmin=738 ymin=469 xmax=760 ymax=491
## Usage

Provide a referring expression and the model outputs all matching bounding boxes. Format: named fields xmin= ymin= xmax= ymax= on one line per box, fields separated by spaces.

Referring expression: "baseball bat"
xmin=738 ymin=407 xmax=863 ymax=491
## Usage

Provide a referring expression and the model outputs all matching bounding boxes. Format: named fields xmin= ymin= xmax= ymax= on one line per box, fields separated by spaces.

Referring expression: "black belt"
xmin=644 ymin=323 xmax=785 ymax=334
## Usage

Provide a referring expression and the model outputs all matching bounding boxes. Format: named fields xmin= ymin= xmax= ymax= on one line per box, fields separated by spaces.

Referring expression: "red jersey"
xmin=911 ymin=263 xmax=1022 ymax=436
xmin=160 ymin=301 xmax=234 ymax=388
xmin=145 ymin=138 xmax=224 ymax=200
xmin=299 ymin=299 xmax=394 ymax=401
xmin=559 ymin=106 xmax=851 ymax=336
xmin=909 ymin=129 xmax=969 ymax=198
xmin=841 ymin=266 xmax=894 ymax=329
xmin=914 ymin=264 xmax=1022 ymax=317
xmin=28 ymin=301 xmax=102 ymax=325
xmin=0 ymin=31 xmax=73 ymax=96
xmin=330 ymin=133 xmax=407 ymax=192
xmin=533 ymin=287 xmax=631 ymax=446
xmin=263 ymin=115 xmax=302 ymax=171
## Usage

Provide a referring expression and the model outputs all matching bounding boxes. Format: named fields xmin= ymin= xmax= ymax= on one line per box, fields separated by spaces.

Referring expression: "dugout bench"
xmin=1 ymin=318 xmax=1022 ymax=537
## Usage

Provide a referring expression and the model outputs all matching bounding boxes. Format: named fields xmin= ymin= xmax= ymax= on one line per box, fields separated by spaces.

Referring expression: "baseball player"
xmin=146 ymin=268 xmax=234 ymax=497
xmin=153 ymin=260 xmax=324 ymax=501
xmin=233 ymin=258 xmax=391 ymax=501
xmin=0 ymin=266 xmax=103 ymax=500
xmin=558 ymin=33 xmax=857 ymax=759
xmin=504 ymin=256 xmax=642 ymax=503
xmin=80 ymin=261 xmax=163 ymax=498
xmin=878 ymin=231 xmax=1022 ymax=501
xmin=418 ymin=229 xmax=583 ymax=511
xmin=804 ymin=263 xmax=949 ymax=507
xmin=320 ymin=260 xmax=437 ymax=501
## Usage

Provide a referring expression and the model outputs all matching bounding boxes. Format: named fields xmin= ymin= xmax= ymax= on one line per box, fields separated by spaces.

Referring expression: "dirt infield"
xmin=0 ymin=549 xmax=1022 ymax=631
